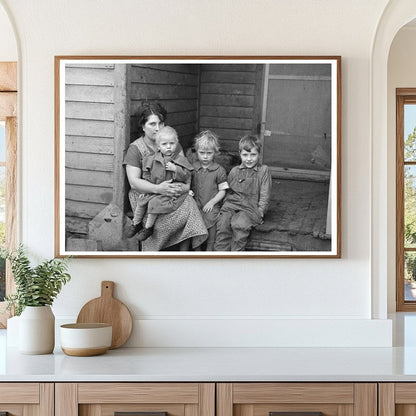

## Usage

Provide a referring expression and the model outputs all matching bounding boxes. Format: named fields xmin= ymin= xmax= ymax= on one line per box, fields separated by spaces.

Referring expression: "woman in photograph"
xmin=123 ymin=101 xmax=207 ymax=251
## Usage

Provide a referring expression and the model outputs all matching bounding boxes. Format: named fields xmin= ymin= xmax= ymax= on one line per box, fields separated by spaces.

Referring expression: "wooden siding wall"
xmin=65 ymin=64 xmax=119 ymax=238
xmin=128 ymin=64 xmax=199 ymax=151
xmin=198 ymin=64 xmax=263 ymax=154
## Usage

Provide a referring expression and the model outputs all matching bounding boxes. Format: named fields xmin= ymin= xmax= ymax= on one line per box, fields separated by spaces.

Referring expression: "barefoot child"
xmin=132 ymin=126 xmax=194 ymax=241
xmin=214 ymin=135 xmax=272 ymax=251
xmin=191 ymin=131 xmax=229 ymax=250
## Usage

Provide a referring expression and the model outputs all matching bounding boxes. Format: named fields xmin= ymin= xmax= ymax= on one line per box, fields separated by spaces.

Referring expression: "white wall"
xmin=0 ymin=2 xmax=16 ymax=61
xmin=387 ymin=26 xmax=416 ymax=312
xmin=0 ymin=0 xmax=394 ymax=347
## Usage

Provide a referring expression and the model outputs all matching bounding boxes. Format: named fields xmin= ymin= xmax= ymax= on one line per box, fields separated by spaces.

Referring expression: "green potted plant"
xmin=2 ymin=245 xmax=71 ymax=354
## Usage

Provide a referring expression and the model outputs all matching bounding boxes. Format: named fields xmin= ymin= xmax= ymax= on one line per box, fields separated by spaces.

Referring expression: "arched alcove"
xmin=371 ymin=0 xmax=416 ymax=319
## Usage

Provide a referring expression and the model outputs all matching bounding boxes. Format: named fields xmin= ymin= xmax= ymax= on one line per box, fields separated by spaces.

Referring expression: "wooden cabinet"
xmin=55 ymin=383 xmax=215 ymax=416
xmin=217 ymin=383 xmax=377 ymax=416
xmin=379 ymin=383 xmax=416 ymax=416
xmin=0 ymin=383 xmax=53 ymax=415
xmin=0 ymin=380 xmax=410 ymax=416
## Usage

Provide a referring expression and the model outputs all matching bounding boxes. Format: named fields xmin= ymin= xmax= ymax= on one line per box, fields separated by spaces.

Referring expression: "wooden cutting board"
xmin=76 ymin=281 xmax=133 ymax=349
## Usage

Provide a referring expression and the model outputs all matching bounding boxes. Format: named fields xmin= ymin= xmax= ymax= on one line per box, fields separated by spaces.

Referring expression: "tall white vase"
xmin=19 ymin=306 xmax=55 ymax=354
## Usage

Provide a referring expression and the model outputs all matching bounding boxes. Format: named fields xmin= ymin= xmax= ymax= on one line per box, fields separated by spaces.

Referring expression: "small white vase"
xmin=19 ymin=305 xmax=55 ymax=354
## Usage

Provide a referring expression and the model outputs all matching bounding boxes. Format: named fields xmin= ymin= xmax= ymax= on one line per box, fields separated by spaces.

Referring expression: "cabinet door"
xmin=0 ymin=383 xmax=53 ymax=415
xmin=379 ymin=383 xmax=416 ymax=416
xmin=217 ymin=383 xmax=377 ymax=416
xmin=55 ymin=383 xmax=215 ymax=416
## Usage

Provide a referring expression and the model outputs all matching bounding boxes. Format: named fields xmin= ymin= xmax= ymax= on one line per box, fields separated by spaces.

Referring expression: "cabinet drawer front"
xmin=395 ymin=383 xmax=416 ymax=403
xmin=233 ymin=384 xmax=354 ymax=404
xmin=78 ymin=383 xmax=200 ymax=404
xmin=0 ymin=383 xmax=39 ymax=403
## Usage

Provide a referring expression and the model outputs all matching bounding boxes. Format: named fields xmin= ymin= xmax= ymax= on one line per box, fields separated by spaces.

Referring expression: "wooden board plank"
xmin=199 ymin=105 xmax=253 ymax=119
xmin=174 ymin=123 xmax=198 ymax=138
xmin=65 ymin=84 xmax=114 ymax=103
xmin=129 ymin=66 xmax=199 ymax=85
xmin=65 ymin=136 xmax=114 ymax=154
xmin=131 ymin=63 xmax=199 ymax=74
xmin=129 ymin=122 xmax=197 ymax=141
xmin=201 ymin=64 xmax=257 ymax=72
xmin=65 ymin=66 xmax=115 ymax=86
xmin=185 ymin=403 xmax=199 ymax=416
xmin=395 ymin=383 xmax=416 ymax=403
xmin=65 ymin=119 xmax=114 ymax=138
xmin=167 ymin=111 xmax=197 ymax=127
xmin=39 ymin=383 xmax=54 ymax=416
xmin=65 ymin=216 xmax=90 ymax=235
xmin=66 ymin=200 xmax=108 ymax=219
xmin=217 ymin=384 xmax=233 ymax=416
xmin=200 ymin=127 xmax=250 ymax=140
xmin=200 ymin=384 xmax=215 ymax=416
xmin=232 ymin=383 xmax=354 ymax=404
xmin=65 ymin=152 xmax=114 ymax=171
xmin=65 ymin=101 xmax=114 ymax=121
xmin=337 ymin=404 xmax=354 ymax=416
xmin=354 ymin=384 xmax=377 ymax=416
xmin=0 ymin=383 xmax=39 ymax=403
xmin=66 ymin=167 xmax=113 ymax=187
xmin=113 ymin=63 xmax=130 ymax=212
xmin=0 ymin=62 xmax=17 ymax=91
xmin=130 ymin=111 xmax=197 ymax=130
xmin=66 ymin=184 xmax=113 ymax=204
xmin=0 ymin=92 xmax=17 ymax=120
xmin=200 ymin=94 xmax=254 ymax=107
xmin=130 ymin=99 xmax=198 ymax=115
xmin=199 ymin=116 xmax=253 ymax=130
xmin=55 ymin=383 xmax=78 ymax=416
xmin=201 ymin=71 xmax=256 ymax=84
xmin=78 ymin=383 xmax=199 ymax=404
xmin=130 ymin=83 xmax=198 ymax=100
xmin=200 ymin=83 xmax=255 ymax=95
xmin=379 ymin=383 xmax=394 ymax=416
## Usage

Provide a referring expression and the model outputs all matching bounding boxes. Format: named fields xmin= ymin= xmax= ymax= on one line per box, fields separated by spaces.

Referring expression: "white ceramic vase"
xmin=18 ymin=305 xmax=55 ymax=354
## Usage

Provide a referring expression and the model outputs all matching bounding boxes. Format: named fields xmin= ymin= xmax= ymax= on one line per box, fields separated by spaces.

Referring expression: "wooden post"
xmin=113 ymin=64 xmax=129 ymax=213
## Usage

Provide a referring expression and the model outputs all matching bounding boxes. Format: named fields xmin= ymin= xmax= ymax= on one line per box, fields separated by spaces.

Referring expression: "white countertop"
xmin=2 ymin=345 xmax=416 ymax=382
xmin=3 ymin=313 xmax=416 ymax=382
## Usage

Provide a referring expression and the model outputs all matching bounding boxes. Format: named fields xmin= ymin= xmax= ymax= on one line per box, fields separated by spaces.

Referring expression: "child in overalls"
xmin=191 ymin=130 xmax=229 ymax=251
xmin=214 ymin=135 xmax=272 ymax=251
xmin=134 ymin=126 xmax=194 ymax=241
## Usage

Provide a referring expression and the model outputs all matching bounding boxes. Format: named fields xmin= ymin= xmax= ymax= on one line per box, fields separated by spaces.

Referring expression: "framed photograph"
xmin=55 ymin=56 xmax=341 ymax=258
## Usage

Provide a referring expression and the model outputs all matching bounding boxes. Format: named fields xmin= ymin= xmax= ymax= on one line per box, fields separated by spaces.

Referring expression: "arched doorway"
xmin=0 ymin=0 xmax=18 ymax=326
xmin=371 ymin=0 xmax=416 ymax=318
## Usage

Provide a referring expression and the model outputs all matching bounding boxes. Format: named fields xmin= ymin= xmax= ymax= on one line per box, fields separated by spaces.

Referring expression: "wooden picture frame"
xmin=55 ymin=56 xmax=341 ymax=258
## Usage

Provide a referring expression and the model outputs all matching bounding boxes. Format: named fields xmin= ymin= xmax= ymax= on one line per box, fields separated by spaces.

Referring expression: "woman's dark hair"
xmin=137 ymin=102 xmax=168 ymax=136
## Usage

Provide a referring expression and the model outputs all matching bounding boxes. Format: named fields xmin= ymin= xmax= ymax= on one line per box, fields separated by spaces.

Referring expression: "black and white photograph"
xmin=55 ymin=57 xmax=341 ymax=258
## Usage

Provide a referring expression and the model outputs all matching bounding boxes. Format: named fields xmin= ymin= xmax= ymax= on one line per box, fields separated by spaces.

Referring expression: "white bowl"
xmin=60 ymin=323 xmax=112 ymax=356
